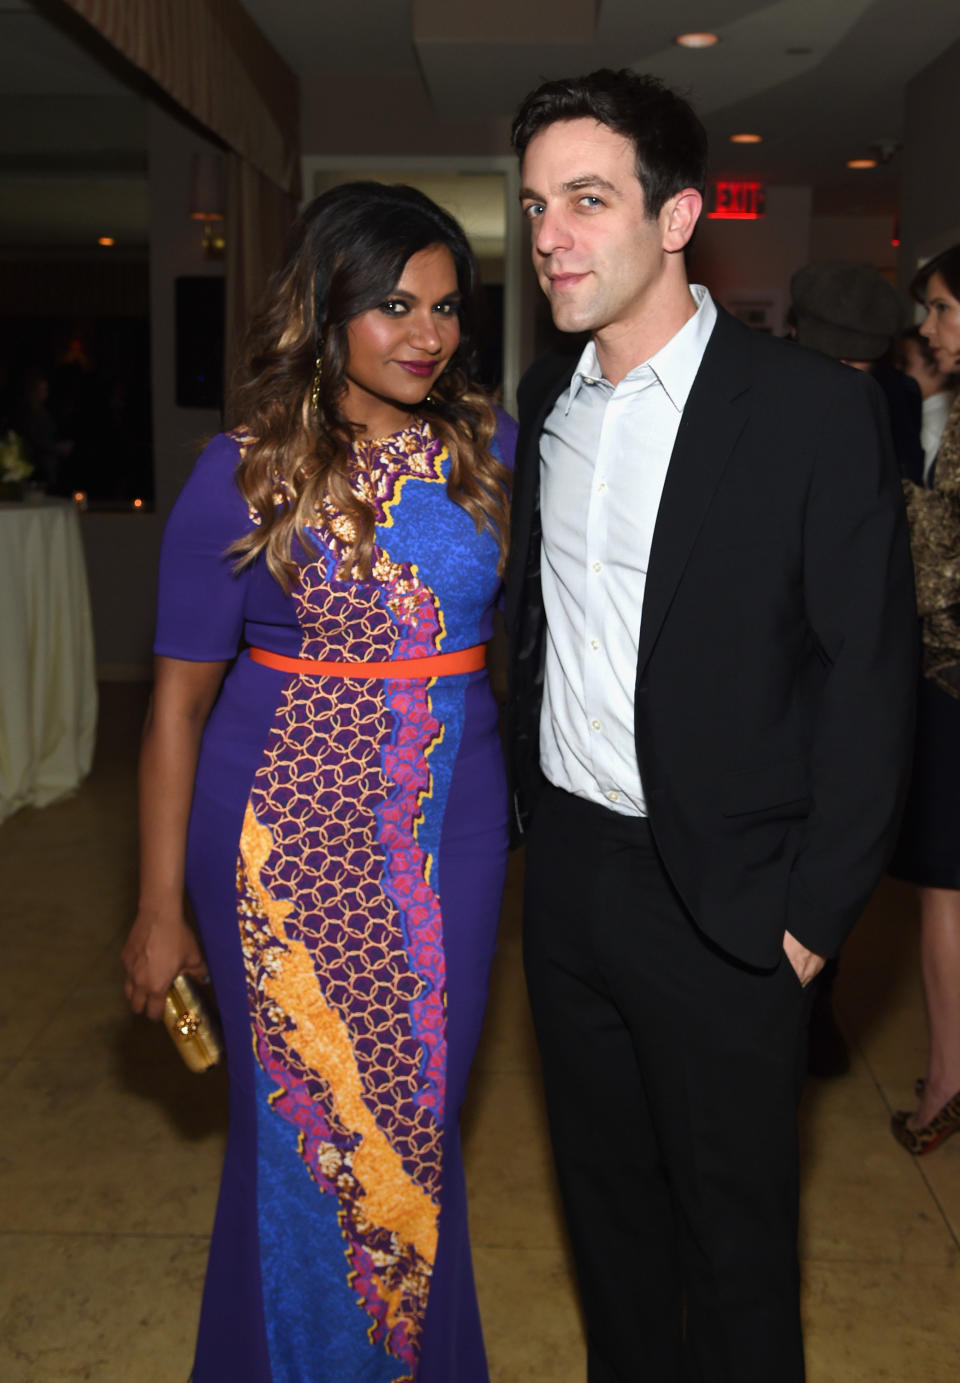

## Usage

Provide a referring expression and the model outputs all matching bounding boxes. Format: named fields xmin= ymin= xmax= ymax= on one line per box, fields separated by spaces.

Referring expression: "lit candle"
xmin=132 ymin=497 xmax=144 ymax=512
xmin=73 ymin=490 xmax=88 ymax=511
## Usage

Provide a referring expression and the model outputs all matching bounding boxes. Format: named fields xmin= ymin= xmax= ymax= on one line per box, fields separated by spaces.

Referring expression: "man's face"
xmin=519 ymin=117 xmax=666 ymax=338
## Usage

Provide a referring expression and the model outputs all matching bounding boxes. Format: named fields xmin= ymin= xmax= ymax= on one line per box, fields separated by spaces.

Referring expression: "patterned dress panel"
xmin=234 ymin=422 xmax=498 ymax=1380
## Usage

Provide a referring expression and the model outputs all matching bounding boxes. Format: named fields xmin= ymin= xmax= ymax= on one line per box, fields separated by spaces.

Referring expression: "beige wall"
xmin=687 ymin=197 xmax=903 ymax=333
xmin=687 ymin=186 xmax=812 ymax=335
xmin=809 ymin=215 xmax=898 ymax=273
xmin=82 ymin=103 xmax=224 ymax=678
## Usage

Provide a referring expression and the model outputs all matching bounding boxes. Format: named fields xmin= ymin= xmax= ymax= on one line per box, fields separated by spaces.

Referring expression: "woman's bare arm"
xmin=121 ymin=655 xmax=228 ymax=1020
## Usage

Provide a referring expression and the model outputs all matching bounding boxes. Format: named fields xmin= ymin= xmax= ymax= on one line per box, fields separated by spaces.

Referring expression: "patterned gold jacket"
xmin=903 ymin=392 xmax=960 ymax=699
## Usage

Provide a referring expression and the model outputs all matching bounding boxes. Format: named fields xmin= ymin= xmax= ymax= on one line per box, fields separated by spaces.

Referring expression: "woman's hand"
xmin=122 ymin=908 xmax=207 ymax=1021
xmin=125 ymin=656 xmax=227 ymax=1021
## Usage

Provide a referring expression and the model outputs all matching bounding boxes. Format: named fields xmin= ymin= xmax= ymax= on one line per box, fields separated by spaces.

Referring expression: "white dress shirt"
xmin=539 ymin=284 xmax=717 ymax=815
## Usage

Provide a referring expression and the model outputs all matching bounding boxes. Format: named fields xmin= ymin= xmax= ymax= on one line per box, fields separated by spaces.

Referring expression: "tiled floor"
xmin=0 ymin=685 xmax=957 ymax=1381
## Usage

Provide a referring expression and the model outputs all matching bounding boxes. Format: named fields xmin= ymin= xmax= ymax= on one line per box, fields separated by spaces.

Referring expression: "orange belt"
xmin=249 ymin=643 xmax=485 ymax=680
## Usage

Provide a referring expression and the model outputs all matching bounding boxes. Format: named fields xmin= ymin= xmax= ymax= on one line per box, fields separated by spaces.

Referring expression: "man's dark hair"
xmin=511 ymin=68 xmax=708 ymax=219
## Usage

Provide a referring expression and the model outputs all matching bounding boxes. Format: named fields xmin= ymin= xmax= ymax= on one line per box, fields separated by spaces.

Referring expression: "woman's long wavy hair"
xmin=229 ymin=181 xmax=510 ymax=589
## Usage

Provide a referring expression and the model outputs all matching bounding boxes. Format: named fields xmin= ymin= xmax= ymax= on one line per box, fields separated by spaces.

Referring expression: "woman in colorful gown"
xmin=121 ymin=181 xmax=515 ymax=1381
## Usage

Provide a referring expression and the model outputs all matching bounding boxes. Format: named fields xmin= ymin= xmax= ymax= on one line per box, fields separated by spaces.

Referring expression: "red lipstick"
xmin=397 ymin=361 xmax=436 ymax=377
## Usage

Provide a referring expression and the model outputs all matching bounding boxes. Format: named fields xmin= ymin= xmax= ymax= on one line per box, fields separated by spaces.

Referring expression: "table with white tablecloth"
xmin=0 ymin=500 xmax=97 ymax=823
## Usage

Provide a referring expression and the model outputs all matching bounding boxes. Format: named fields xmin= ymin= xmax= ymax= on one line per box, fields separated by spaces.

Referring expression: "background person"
xmin=896 ymin=324 xmax=956 ymax=483
xmin=12 ymin=367 xmax=73 ymax=492
xmin=121 ymin=182 xmax=515 ymax=1383
xmin=790 ymin=259 xmax=922 ymax=481
xmin=890 ymin=244 xmax=960 ymax=1155
xmin=788 ymin=260 xmax=920 ymax=1077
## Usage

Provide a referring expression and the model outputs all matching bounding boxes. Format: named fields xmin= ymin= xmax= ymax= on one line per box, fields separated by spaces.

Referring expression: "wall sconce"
xmin=189 ymin=153 xmax=226 ymax=259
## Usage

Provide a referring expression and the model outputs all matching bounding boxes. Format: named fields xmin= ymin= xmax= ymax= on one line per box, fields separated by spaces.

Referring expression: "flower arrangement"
xmin=0 ymin=430 xmax=33 ymax=498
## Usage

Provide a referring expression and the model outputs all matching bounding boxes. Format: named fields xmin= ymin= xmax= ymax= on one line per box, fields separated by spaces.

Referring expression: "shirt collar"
xmin=566 ymin=338 xmax=605 ymax=408
xmin=564 ymin=284 xmax=716 ymax=414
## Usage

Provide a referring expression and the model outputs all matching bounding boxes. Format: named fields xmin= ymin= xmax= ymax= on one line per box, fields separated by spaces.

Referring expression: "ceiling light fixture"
xmin=870 ymin=139 xmax=901 ymax=165
xmin=674 ymin=32 xmax=719 ymax=48
xmin=847 ymin=158 xmax=878 ymax=170
xmin=730 ymin=133 xmax=762 ymax=144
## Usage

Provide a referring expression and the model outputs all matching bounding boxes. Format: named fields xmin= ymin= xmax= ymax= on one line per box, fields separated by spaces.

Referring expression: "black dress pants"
xmin=523 ymin=785 xmax=809 ymax=1383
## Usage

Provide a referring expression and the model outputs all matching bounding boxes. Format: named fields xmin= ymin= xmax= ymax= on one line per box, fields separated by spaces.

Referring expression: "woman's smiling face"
xmin=342 ymin=243 xmax=461 ymax=438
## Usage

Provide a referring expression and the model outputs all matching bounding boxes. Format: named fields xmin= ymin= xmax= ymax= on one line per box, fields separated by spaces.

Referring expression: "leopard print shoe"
xmin=891 ymin=1089 xmax=960 ymax=1155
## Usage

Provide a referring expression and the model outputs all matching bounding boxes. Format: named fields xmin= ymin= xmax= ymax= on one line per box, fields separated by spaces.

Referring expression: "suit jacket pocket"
xmin=721 ymin=757 xmax=810 ymax=817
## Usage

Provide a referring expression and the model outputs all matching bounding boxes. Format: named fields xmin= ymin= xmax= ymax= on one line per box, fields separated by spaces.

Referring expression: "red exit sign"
xmin=708 ymin=181 xmax=766 ymax=219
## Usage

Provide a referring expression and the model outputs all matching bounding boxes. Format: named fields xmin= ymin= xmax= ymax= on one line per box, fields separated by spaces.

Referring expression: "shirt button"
xmin=591 ymin=718 xmax=602 ymax=730
xmin=607 ymin=790 xmax=619 ymax=803
xmin=598 ymin=481 xmax=607 ymax=493
xmin=590 ymin=639 xmax=600 ymax=651
xmin=592 ymin=561 xmax=602 ymax=573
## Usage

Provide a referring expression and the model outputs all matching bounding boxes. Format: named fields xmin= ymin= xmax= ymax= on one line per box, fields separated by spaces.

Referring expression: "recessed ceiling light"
xmin=674 ymin=33 xmax=720 ymax=48
xmin=98 ymin=236 xmax=115 ymax=246
xmin=846 ymin=158 xmax=878 ymax=170
xmin=730 ymin=133 xmax=763 ymax=144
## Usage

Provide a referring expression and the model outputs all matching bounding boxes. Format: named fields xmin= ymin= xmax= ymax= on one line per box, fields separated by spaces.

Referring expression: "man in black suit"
xmin=505 ymin=70 xmax=917 ymax=1382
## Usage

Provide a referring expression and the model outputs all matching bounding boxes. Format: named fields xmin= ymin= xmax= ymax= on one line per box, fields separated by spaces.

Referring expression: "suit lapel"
xmin=634 ymin=310 xmax=752 ymax=680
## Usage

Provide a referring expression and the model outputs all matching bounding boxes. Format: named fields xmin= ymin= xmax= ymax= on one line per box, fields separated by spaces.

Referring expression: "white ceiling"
xmin=243 ymin=0 xmax=960 ymax=215
xmin=1 ymin=0 xmax=959 ymax=251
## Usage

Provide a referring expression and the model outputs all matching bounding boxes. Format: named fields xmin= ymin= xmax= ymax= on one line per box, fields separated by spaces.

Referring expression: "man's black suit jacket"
xmin=505 ymin=307 xmax=918 ymax=969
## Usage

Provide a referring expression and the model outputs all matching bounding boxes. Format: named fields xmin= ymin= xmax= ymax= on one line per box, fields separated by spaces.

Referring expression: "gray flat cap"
xmin=790 ymin=260 xmax=902 ymax=361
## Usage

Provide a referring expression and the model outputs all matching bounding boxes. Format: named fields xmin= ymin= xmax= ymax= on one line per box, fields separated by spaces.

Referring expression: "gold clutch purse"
xmin=163 ymin=974 xmax=222 ymax=1073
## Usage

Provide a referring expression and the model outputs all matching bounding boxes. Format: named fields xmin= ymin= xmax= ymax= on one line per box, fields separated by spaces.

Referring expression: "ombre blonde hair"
xmin=228 ymin=182 xmax=510 ymax=590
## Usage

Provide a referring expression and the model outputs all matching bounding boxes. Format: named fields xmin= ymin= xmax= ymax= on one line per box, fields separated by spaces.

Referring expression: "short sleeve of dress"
xmin=154 ymin=433 xmax=253 ymax=661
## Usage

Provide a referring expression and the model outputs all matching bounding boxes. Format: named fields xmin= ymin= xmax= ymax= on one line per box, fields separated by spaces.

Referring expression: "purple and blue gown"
xmin=154 ymin=415 xmax=516 ymax=1383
